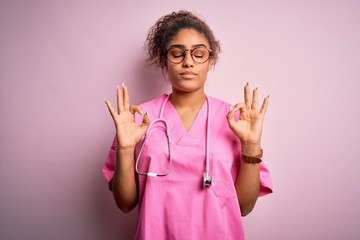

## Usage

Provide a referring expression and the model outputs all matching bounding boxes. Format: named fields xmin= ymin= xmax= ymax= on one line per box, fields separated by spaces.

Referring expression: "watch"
xmin=241 ymin=149 xmax=263 ymax=164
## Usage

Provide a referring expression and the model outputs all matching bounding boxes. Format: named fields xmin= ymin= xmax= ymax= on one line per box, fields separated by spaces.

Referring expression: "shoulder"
xmin=207 ymin=95 xmax=231 ymax=114
xmin=207 ymin=95 xmax=240 ymax=123
xmin=135 ymin=94 xmax=168 ymax=123
xmin=139 ymin=94 xmax=168 ymax=108
xmin=207 ymin=96 xmax=241 ymax=152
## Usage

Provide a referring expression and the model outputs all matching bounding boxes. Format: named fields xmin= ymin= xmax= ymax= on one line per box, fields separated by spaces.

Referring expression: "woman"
xmin=103 ymin=10 xmax=272 ymax=239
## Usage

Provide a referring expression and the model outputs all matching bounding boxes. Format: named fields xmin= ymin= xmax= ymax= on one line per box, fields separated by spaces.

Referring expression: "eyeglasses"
xmin=166 ymin=46 xmax=212 ymax=64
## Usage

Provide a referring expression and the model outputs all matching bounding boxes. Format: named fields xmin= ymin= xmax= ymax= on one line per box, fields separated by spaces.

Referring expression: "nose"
xmin=182 ymin=50 xmax=194 ymax=67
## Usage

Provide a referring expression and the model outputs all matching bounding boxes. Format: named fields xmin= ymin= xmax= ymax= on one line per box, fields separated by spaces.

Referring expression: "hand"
xmin=104 ymin=84 xmax=150 ymax=150
xmin=227 ymin=83 xmax=269 ymax=154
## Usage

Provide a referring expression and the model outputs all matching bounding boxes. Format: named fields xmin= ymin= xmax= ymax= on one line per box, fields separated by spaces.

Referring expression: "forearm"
xmin=235 ymin=143 xmax=261 ymax=216
xmin=112 ymin=146 xmax=138 ymax=213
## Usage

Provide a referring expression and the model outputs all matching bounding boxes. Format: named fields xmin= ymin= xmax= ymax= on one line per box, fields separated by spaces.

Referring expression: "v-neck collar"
xmin=162 ymin=96 xmax=208 ymax=146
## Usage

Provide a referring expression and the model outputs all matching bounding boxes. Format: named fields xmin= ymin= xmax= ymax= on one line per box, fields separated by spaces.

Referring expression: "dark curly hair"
xmin=145 ymin=10 xmax=221 ymax=71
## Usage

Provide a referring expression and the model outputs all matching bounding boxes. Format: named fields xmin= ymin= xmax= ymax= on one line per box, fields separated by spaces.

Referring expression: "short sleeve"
xmin=101 ymin=105 xmax=150 ymax=191
xmin=102 ymin=136 xmax=117 ymax=190
xmin=259 ymin=162 xmax=273 ymax=197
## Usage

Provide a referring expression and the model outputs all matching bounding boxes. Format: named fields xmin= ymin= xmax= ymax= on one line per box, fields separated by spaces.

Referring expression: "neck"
xmin=170 ymin=90 xmax=206 ymax=109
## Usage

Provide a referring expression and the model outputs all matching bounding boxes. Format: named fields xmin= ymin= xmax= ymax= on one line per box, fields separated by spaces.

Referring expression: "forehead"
xmin=167 ymin=28 xmax=210 ymax=48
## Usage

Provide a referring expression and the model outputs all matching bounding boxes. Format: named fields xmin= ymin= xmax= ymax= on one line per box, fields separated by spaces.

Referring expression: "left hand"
xmin=227 ymin=83 xmax=269 ymax=153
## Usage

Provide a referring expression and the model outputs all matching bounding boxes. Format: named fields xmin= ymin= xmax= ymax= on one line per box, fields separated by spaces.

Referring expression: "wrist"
xmin=241 ymin=142 xmax=262 ymax=156
xmin=117 ymin=144 xmax=135 ymax=153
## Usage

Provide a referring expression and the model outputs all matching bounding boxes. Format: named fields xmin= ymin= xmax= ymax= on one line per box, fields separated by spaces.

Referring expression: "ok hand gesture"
xmin=227 ymin=83 xmax=269 ymax=153
xmin=104 ymin=84 xmax=150 ymax=150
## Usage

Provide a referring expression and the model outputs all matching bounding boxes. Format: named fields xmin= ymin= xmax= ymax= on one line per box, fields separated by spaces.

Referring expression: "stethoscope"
xmin=135 ymin=94 xmax=212 ymax=188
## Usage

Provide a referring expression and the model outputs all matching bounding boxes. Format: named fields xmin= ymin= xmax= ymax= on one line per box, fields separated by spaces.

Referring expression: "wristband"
xmin=241 ymin=149 xmax=263 ymax=164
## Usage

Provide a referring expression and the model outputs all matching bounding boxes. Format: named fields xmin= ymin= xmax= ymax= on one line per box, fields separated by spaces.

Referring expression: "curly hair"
xmin=145 ymin=10 xmax=221 ymax=71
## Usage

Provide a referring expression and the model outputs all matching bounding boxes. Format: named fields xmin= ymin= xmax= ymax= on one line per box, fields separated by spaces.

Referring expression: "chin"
xmin=173 ymin=85 xmax=203 ymax=93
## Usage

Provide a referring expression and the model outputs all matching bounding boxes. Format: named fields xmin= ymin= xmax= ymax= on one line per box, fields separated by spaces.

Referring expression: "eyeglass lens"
xmin=167 ymin=47 xmax=211 ymax=64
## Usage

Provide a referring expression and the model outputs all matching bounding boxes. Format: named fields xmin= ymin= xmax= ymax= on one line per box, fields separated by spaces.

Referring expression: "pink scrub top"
xmin=103 ymin=94 xmax=273 ymax=240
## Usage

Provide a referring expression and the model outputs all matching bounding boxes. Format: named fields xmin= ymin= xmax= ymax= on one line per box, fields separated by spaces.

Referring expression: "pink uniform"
xmin=103 ymin=94 xmax=272 ymax=240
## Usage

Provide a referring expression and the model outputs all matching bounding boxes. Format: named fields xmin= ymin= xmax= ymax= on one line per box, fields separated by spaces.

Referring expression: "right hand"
xmin=104 ymin=84 xmax=150 ymax=150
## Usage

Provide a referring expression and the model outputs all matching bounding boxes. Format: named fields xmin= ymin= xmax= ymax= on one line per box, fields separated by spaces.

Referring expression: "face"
xmin=166 ymin=28 xmax=214 ymax=94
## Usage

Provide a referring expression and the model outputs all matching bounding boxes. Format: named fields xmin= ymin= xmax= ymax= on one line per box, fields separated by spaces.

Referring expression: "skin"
xmin=104 ymin=28 xmax=269 ymax=216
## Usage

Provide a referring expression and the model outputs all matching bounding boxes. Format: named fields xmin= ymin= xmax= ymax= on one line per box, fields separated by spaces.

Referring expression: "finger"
xmin=234 ymin=103 xmax=247 ymax=114
xmin=259 ymin=95 xmax=269 ymax=115
xmin=130 ymin=105 xmax=144 ymax=115
xmin=104 ymin=99 xmax=117 ymax=119
xmin=251 ymin=87 xmax=258 ymax=111
xmin=244 ymin=82 xmax=251 ymax=109
xmin=117 ymin=85 xmax=124 ymax=113
xmin=227 ymin=103 xmax=245 ymax=126
xmin=227 ymin=105 xmax=236 ymax=126
xmin=123 ymin=83 xmax=130 ymax=110
xmin=141 ymin=111 xmax=151 ymax=127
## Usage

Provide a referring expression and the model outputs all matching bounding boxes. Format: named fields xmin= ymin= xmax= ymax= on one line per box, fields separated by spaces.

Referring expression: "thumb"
xmin=141 ymin=111 xmax=150 ymax=128
xmin=226 ymin=105 xmax=236 ymax=127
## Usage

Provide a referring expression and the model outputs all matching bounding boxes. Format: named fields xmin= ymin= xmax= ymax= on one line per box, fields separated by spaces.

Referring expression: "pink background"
xmin=1 ymin=1 xmax=359 ymax=239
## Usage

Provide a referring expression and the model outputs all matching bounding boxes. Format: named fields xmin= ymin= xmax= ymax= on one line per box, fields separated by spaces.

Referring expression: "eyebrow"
xmin=168 ymin=44 xmax=207 ymax=49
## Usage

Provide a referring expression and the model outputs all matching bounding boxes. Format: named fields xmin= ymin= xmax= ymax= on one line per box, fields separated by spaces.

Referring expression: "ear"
xmin=163 ymin=58 xmax=168 ymax=68
xmin=207 ymin=59 xmax=214 ymax=72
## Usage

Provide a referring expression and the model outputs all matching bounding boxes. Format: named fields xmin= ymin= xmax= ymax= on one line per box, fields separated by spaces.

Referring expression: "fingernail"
xmin=229 ymin=105 xmax=234 ymax=112
xmin=122 ymin=82 xmax=125 ymax=88
xmin=246 ymin=82 xmax=249 ymax=86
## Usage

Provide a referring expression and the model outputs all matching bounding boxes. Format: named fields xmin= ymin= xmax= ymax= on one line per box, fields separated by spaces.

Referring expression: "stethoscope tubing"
xmin=135 ymin=118 xmax=172 ymax=177
xmin=135 ymin=94 xmax=211 ymax=181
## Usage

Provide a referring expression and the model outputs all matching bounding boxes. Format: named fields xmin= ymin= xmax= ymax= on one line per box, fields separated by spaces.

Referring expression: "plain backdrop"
xmin=1 ymin=0 xmax=359 ymax=239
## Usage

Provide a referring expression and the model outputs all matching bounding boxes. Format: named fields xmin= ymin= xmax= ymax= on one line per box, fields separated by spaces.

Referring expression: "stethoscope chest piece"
xmin=203 ymin=171 xmax=212 ymax=188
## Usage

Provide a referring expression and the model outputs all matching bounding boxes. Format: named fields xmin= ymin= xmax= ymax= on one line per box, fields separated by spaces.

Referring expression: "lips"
xmin=179 ymin=71 xmax=197 ymax=78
